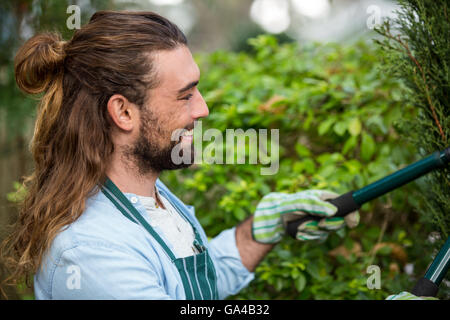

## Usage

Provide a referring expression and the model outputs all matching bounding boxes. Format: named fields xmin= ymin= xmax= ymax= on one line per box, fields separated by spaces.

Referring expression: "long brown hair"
xmin=1 ymin=11 xmax=187 ymax=293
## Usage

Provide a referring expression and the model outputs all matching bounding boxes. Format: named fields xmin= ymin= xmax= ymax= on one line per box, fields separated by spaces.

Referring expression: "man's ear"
xmin=107 ymin=94 xmax=137 ymax=132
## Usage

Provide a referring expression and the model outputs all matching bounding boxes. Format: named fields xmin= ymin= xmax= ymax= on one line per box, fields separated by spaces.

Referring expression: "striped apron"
xmin=101 ymin=177 xmax=219 ymax=300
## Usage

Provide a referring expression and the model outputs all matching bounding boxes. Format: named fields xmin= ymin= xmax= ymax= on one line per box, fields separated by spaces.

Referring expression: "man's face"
xmin=125 ymin=45 xmax=209 ymax=174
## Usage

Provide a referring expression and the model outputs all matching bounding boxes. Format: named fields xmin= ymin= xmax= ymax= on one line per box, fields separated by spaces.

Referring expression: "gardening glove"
xmin=252 ymin=190 xmax=360 ymax=244
xmin=386 ymin=291 xmax=438 ymax=300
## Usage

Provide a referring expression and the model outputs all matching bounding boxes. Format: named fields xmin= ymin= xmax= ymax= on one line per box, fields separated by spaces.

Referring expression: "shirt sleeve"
xmin=50 ymin=243 xmax=172 ymax=299
xmin=208 ymin=227 xmax=255 ymax=299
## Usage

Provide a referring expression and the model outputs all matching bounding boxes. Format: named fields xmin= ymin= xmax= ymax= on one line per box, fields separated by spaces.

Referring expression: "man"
xmin=6 ymin=11 xmax=360 ymax=299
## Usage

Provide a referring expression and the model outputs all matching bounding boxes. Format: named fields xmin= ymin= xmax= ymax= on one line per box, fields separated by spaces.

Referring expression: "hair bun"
xmin=14 ymin=32 xmax=66 ymax=95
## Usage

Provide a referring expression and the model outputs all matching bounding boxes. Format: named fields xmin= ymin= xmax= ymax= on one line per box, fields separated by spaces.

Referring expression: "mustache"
xmin=176 ymin=123 xmax=195 ymax=133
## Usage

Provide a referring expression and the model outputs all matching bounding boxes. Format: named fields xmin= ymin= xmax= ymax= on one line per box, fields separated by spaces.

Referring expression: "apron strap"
xmin=101 ymin=177 xmax=219 ymax=300
xmin=101 ymin=177 xmax=177 ymax=262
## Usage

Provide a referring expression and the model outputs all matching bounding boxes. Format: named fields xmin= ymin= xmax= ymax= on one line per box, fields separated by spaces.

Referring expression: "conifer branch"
xmin=383 ymin=30 xmax=447 ymax=142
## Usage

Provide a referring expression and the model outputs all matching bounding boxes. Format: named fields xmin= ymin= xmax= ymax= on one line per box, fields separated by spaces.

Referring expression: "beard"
xmin=123 ymin=107 xmax=194 ymax=175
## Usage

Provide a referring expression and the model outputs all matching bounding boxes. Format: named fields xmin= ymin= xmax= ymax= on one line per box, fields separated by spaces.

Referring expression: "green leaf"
xmin=342 ymin=135 xmax=357 ymax=154
xmin=318 ymin=118 xmax=336 ymax=136
xmin=233 ymin=207 xmax=246 ymax=221
xmin=306 ymin=263 xmax=321 ymax=280
xmin=302 ymin=158 xmax=316 ymax=174
xmin=295 ymin=273 xmax=306 ymax=292
xmin=333 ymin=121 xmax=347 ymax=136
xmin=361 ymin=132 xmax=376 ymax=161
xmin=275 ymin=278 xmax=284 ymax=291
xmin=295 ymin=143 xmax=311 ymax=157
xmin=291 ymin=267 xmax=300 ymax=279
xmin=348 ymin=118 xmax=362 ymax=136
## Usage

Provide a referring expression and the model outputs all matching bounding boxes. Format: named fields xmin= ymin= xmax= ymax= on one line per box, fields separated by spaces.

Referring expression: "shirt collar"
xmin=123 ymin=184 xmax=165 ymax=209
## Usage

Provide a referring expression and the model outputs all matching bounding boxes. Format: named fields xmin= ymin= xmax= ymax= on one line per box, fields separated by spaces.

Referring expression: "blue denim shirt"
xmin=34 ymin=179 xmax=254 ymax=299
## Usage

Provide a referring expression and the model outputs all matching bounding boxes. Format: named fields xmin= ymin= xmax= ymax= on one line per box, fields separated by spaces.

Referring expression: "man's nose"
xmin=192 ymin=89 xmax=209 ymax=119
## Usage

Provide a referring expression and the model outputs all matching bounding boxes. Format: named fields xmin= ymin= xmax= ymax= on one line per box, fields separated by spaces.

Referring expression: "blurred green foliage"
xmin=160 ymin=35 xmax=449 ymax=299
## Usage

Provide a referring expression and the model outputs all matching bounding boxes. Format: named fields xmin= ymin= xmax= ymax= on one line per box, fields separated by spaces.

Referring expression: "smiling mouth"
xmin=180 ymin=128 xmax=194 ymax=143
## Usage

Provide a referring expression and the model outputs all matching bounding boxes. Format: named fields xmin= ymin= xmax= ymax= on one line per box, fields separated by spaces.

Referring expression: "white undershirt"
xmin=136 ymin=191 xmax=198 ymax=258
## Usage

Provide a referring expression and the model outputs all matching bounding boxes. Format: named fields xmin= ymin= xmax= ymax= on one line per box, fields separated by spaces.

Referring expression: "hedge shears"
xmin=286 ymin=147 xmax=450 ymax=297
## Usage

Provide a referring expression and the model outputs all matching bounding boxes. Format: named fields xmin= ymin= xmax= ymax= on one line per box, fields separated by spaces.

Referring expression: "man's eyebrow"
xmin=177 ymin=80 xmax=199 ymax=95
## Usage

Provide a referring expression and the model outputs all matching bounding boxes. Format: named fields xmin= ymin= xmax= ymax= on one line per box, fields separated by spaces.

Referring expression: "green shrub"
xmin=161 ymin=35 xmax=448 ymax=299
xmin=375 ymin=0 xmax=449 ymax=252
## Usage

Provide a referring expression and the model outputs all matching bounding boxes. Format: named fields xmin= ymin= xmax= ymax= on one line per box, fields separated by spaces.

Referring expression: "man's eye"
xmin=181 ymin=94 xmax=193 ymax=100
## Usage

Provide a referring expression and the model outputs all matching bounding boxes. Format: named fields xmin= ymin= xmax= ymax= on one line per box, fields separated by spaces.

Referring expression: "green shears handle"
xmin=287 ymin=147 xmax=450 ymax=237
xmin=411 ymin=236 xmax=450 ymax=297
